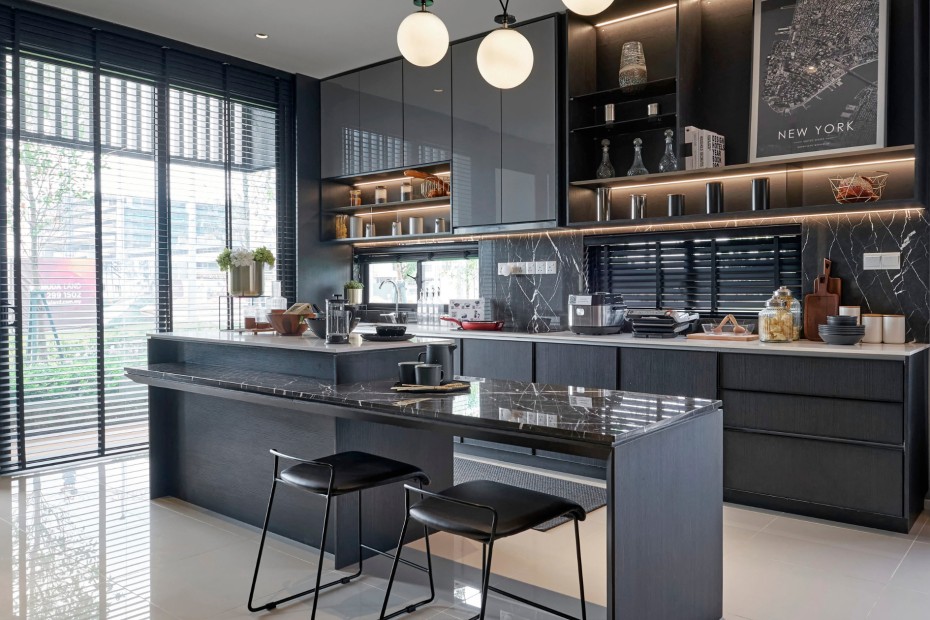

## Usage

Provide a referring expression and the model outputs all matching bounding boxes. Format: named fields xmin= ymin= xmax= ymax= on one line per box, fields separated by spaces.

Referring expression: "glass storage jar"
xmin=400 ymin=182 xmax=413 ymax=201
xmin=774 ymin=286 xmax=802 ymax=340
xmin=758 ymin=295 xmax=793 ymax=342
xmin=349 ymin=189 xmax=362 ymax=206
xmin=375 ymin=186 xmax=388 ymax=204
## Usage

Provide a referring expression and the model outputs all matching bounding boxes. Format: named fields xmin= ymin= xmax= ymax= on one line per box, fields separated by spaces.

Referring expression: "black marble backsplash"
xmin=479 ymin=231 xmax=586 ymax=332
xmin=801 ymin=210 xmax=930 ymax=343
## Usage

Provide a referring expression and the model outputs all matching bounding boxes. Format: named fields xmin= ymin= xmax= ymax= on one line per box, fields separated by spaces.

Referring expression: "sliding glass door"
xmin=0 ymin=6 xmax=295 ymax=472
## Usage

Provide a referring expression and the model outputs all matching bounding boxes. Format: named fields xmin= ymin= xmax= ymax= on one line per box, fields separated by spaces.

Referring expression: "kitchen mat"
xmin=453 ymin=457 xmax=606 ymax=532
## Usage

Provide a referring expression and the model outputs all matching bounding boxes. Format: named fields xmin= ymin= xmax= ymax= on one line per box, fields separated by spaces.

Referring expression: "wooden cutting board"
xmin=816 ymin=258 xmax=842 ymax=299
xmin=804 ymin=269 xmax=839 ymax=342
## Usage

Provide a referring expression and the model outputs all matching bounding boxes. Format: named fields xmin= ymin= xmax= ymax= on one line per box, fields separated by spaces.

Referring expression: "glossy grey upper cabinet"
xmin=403 ymin=55 xmax=452 ymax=166
xmin=502 ymin=17 xmax=558 ymax=224
xmin=320 ymin=72 xmax=359 ymax=179
xmin=452 ymin=37 xmax=502 ymax=229
xmin=359 ymin=61 xmax=404 ymax=173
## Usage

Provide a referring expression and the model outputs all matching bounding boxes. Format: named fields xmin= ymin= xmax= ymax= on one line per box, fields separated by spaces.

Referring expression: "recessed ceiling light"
xmin=255 ymin=33 xmax=269 ymax=39
xmin=434 ymin=89 xmax=443 ymax=92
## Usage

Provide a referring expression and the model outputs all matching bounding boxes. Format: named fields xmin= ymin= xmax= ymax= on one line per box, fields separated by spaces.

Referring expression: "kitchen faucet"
xmin=379 ymin=279 xmax=403 ymax=322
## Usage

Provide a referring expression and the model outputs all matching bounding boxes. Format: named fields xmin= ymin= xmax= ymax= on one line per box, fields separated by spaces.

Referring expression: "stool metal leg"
xmin=573 ymin=517 xmax=587 ymax=620
xmin=379 ymin=483 xmax=435 ymax=620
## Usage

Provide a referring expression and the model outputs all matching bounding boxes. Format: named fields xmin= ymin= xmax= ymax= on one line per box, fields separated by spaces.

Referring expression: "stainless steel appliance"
xmin=568 ymin=293 xmax=627 ymax=335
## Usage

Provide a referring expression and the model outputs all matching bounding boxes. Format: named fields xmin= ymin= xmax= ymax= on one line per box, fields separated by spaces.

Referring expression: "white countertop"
xmin=147 ymin=330 xmax=452 ymax=353
xmin=354 ymin=324 xmax=930 ymax=360
xmin=148 ymin=327 xmax=928 ymax=360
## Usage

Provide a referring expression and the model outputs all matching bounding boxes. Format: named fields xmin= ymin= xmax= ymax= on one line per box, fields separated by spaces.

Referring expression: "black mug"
xmin=415 ymin=364 xmax=444 ymax=386
xmin=398 ymin=361 xmax=421 ymax=384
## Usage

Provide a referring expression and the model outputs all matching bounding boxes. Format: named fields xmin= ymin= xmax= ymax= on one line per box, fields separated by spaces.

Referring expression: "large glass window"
xmin=362 ymin=255 xmax=479 ymax=308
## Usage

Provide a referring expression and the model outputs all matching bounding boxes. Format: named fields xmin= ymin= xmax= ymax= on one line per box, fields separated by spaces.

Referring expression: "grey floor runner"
xmin=453 ymin=457 xmax=606 ymax=532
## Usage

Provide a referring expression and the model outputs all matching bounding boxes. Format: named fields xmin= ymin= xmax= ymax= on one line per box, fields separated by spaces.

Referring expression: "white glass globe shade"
xmin=561 ymin=0 xmax=613 ymax=15
xmin=397 ymin=10 xmax=449 ymax=67
xmin=477 ymin=28 xmax=534 ymax=89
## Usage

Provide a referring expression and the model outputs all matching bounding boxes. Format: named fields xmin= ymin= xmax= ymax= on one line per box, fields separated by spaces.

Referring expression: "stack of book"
xmin=683 ymin=126 xmax=725 ymax=170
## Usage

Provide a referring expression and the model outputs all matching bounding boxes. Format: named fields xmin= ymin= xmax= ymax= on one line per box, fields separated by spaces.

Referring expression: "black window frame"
xmin=354 ymin=244 xmax=479 ymax=311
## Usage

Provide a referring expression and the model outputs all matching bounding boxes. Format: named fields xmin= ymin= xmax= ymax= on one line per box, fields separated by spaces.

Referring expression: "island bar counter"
xmin=131 ymin=334 xmax=723 ymax=620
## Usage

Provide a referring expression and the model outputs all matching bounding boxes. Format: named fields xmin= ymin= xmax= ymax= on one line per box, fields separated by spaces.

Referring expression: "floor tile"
xmin=138 ymin=538 xmax=331 ymax=620
xmin=723 ymin=503 xmax=781 ymax=532
xmin=866 ymin=585 xmax=930 ymax=619
xmin=724 ymin=551 xmax=885 ymax=620
xmin=723 ymin=524 xmax=758 ymax=559
xmin=735 ymin=515 xmax=913 ymax=583
xmin=887 ymin=540 xmax=930 ymax=594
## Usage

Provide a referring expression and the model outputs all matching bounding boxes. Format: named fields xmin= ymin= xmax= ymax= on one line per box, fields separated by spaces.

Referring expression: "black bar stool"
xmin=248 ymin=450 xmax=436 ymax=620
xmin=380 ymin=480 xmax=587 ymax=620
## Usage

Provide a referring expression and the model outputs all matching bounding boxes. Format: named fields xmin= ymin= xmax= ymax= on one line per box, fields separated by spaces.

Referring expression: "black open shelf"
xmin=569 ymin=77 xmax=677 ymax=108
xmin=571 ymin=113 xmax=677 ymax=137
xmin=324 ymin=196 xmax=450 ymax=214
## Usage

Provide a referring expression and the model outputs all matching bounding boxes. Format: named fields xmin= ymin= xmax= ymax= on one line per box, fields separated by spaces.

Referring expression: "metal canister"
xmin=408 ymin=217 xmax=424 ymax=234
xmin=630 ymin=194 xmax=646 ymax=219
xmin=604 ymin=103 xmax=615 ymax=124
xmin=364 ymin=222 xmax=376 ymax=237
xmin=348 ymin=216 xmax=364 ymax=238
xmin=596 ymin=187 xmax=612 ymax=221
xmin=434 ymin=218 xmax=447 ymax=233
xmin=391 ymin=221 xmax=403 ymax=236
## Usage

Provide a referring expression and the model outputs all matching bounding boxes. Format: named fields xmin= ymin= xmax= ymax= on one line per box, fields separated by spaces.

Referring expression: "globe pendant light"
xmin=477 ymin=0 xmax=533 ymax=89
xmin=561 ymin=0 xmax=613 ymax=15
xmin=397 ymin=0 xmax=449 ymax=67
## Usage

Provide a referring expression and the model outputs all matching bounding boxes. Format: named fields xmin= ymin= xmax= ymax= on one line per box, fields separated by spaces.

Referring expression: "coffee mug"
xmin=398 ymin=361 xmax=421 ymax=384
xmin=415 ymin=364 xmax=444 ymax=386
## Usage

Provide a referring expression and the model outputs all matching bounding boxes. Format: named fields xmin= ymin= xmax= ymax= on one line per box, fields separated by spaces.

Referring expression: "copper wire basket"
xmin=829 ymin=171 xmax=888 ymax=204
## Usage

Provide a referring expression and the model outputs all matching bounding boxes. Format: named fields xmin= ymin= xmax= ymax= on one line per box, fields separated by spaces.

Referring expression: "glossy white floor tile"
xmin=2 ymin=453 xmax=930 ymax=620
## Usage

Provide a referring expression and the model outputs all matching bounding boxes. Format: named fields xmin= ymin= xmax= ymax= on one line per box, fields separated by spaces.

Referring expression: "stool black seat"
xmin=248 ymin=449 xmax=435 ymax=620
xmin=279 ymin=451 xmax=429 ymax=496
xmin=409 ymin=480 xmax=586 ymax=542
xmin=381 ymin=480 xmax=587 ymax=620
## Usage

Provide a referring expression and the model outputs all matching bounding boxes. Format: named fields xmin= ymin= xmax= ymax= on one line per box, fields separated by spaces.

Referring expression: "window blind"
xmin=0 ymin=4 xmax=296 ymax=472
xmin=585 ymin=226 xmax=803 ymax=316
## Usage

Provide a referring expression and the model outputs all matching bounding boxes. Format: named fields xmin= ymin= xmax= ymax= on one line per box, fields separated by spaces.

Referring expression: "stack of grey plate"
xmin=819 ymin=315 xmax=865 ymax=345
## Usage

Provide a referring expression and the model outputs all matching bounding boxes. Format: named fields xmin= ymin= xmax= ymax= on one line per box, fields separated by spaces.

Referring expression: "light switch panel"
xmin=863 ymin=253 xmax=882 ymax=270
xmin=881 ymin=252 xmax=901 ymax=270
xmin=545 ymin=261 xmax=557 ymax=274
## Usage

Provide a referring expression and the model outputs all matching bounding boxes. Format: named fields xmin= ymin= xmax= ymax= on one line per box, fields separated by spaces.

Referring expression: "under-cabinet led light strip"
xmin=350 ymin=206 xmax=925 ymax=247
xmin=595 ymin=4 xmax=676 ymax=27
xmin=347 ymin=204 xmax=450 ymax=217
xmin=606 ymin=157 xmax=916 ymax=191
xmin=354 ymin=171 xmax=450 ymax=187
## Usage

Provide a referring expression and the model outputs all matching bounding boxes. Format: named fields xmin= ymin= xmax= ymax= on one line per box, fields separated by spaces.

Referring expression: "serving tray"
xmin=390 ymin=381 xmax=472 ymax=394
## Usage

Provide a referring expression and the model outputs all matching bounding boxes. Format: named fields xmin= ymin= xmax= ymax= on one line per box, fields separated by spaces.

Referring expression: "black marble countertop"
xmin=126 ymin=362 xmax=720 ymax=448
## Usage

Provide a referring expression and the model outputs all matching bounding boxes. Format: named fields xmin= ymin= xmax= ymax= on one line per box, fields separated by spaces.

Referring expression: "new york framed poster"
xmin=749 ymin=0 xmax=887 ymax=162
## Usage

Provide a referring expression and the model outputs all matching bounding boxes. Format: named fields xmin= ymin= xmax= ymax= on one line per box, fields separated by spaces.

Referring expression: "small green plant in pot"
xmin=217 ymin=246 xmax=275 ymax=297
xmin=344 ymin=280 xmax=364 ymax=305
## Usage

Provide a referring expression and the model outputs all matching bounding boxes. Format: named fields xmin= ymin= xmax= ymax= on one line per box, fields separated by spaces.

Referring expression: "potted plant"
xmin=344 ymin=280 xmax=364 ymax=305
xmin=217 ymin=246 xmax=275 ymax=297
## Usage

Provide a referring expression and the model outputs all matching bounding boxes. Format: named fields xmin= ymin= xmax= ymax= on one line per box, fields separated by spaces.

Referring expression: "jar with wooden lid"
xmin=759 ymin=295 xmax=793 ymax=342
xmin=774 ymin=286 xmax=802 ymax=340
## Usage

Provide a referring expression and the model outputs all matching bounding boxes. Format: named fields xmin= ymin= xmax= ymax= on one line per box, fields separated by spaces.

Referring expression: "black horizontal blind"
xmin=585 ymin=227 xmax=802 ymax=316
xmin=0 ymin=5 xmax=295 ymax=473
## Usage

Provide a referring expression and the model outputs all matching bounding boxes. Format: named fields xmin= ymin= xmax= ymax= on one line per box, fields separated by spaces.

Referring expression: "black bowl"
xmin=375 ymin=324 xmax=407 ymax=337
xmin=827 ymin=315 xmax=858 ymax=326
xmin=304 ymin=317 xmax=361 ymax=339
xmin=820 ymin=332 xmax=864 ymax=345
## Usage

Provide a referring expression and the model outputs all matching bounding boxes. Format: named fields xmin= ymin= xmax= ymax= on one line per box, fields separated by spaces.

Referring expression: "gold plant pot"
xmin=228 ymin=261 xmax=264 ymax=297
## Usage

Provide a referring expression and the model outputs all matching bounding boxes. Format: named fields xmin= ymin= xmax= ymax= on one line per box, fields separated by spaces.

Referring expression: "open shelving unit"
xmin=320 ymin=160 xmax=452 ymax=243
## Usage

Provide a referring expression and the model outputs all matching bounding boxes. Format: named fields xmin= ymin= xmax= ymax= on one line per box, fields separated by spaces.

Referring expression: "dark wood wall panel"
xmin=721 ymin=389 xmax=904 ymax=445
xmin=724 ymin=430 xmax=904 ymax=516
xmin=620 ymin=348 xmax=717 ymax=399
xmin=719 ymin=353 xmax=904 ymax=401
xmin=535 ymin=343 xmax=618 ymax=390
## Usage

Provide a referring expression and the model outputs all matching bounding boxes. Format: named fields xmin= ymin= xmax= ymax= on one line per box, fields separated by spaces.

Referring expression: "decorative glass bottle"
xmin=658 ymin=129 xmax=678 ymax=173
xmin=596 ymin=139 xmax=616 ymax=179
xmin=774 ymin=286 xmax=802 ymax=340
xmin=758 ymin=294 xmax=793 ymax=342
xmin=618 ymin=41 xmax=647 ymax=92
xmin=627 ymin=138 xmax=649 ymax=176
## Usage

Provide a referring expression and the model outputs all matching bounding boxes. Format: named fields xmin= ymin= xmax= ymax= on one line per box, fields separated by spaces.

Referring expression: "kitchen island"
xmin=131 ymin=332 xmax=723 ymax=620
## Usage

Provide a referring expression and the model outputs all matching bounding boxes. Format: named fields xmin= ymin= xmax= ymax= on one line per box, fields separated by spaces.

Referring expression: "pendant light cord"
xmin=497 ymin=0 xmax=512 ymax=26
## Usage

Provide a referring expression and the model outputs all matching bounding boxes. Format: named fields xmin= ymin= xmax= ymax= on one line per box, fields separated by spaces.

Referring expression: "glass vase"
xmin=596 ymin=139 xmax=616 ymax=179
xmin=658 ymin=129 xmax=678 ymax=173
xmin=618 ymin=41 xmax=647 ymax=92
xmin=627 ymin=138 xmax=649 ymax=176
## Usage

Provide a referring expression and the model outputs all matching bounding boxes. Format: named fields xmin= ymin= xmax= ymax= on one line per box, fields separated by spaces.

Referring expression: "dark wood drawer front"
xmin=462 ymin=339 xmax=534 ymax=383
xmin=721 ymin=390 xmax=904 ymax=445
xmin=724 ymin=430 xmax=903 ymax=516
xmin=620 ymin=348 xmax=717 ymax=399
xmin=535 ymin=343 xmax=618 ymax=390
xmin=719 ymin=353 xmax=903 ymax=401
